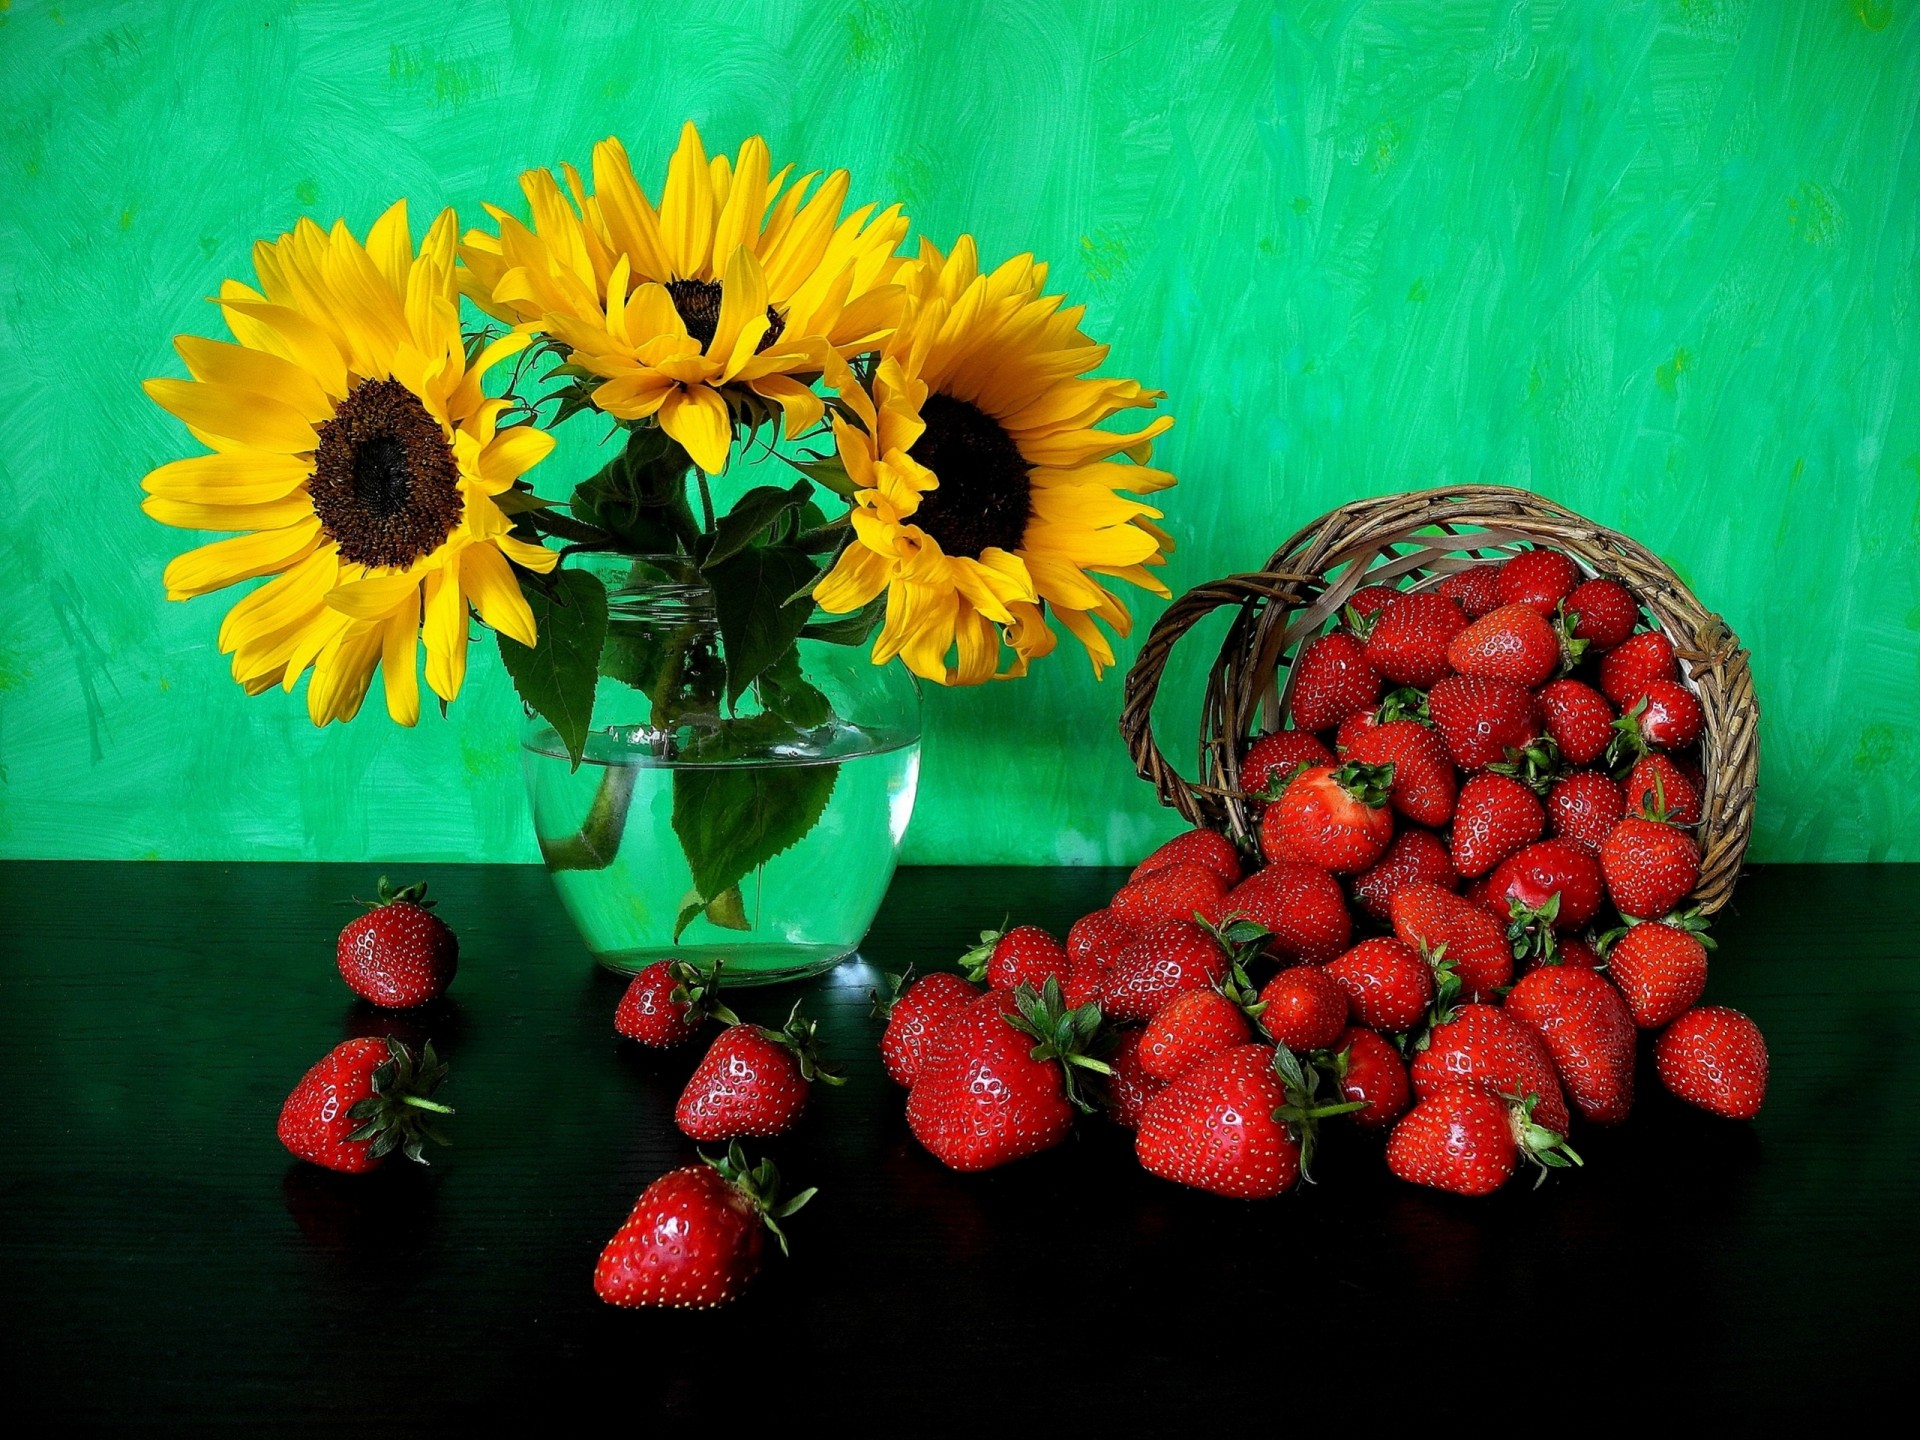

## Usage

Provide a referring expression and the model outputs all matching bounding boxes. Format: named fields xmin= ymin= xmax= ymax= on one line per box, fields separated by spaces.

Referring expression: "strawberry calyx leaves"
xmin=1595 ymin=906 xmax=1715 ymax=958
xmin=343 ymin=1037 xmax=454 ymax=1165
xmin=754 ymin=1000 xmax=845 ymax=1087
xmin=1271 ymin=1044 xmax=1366 ymax=1181
xmin=704 ymin=1140 xmax=816 ymax=1257
xmin=1505 ymin=891 xmax=1563 ymax=967
xmin=1341 ymin=602 xmax=1379 ymax=643
xmin=1552 ymin=601 xmax=1591 ymax=674
xmin=361 ymin=876 xmax=436 ymax=911
xmin=1252 ymin=760 xmax=1317 ymax=804
xmin=1500 ymin=1091 xmax=1584 ymax=1188
xmin=1489 ymin=735 xmax=1563 ymax=796
xmin=1005 ymin=977 xmax=1111 ymax=1111
xmin=1375 ymin=686 xmax=1431 ymax=727
xmin=956 ymin=919 xmax=1012 ymax=984
xmin=1333 ymin=759 xmax=1395 ymax=809
xmin=1198 ymin=916 xmax=1273 ymax=970
xmin=669 ymin=957 xmax=740 ymax=1028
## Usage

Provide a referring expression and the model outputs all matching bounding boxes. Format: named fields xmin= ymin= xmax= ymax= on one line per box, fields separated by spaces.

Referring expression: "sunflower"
xmin=458 ymin=121 xmax=909 ymax=475
xmin=142 ymin=202 xmax=559 ymax=726
xmin=811 ymin=237 xmax=1175 ymax=685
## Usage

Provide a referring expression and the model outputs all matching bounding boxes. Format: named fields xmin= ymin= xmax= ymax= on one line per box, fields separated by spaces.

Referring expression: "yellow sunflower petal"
xmin=143 ymin=379 xmax=317 ymax=454
xmin=660 ymin=121 xmax=715 ymax=279
xmin=657 ymin=385 xmax=732 ymax=475
xmin=380 ymin=587 xmax=422 ymax=727
xmin=461 ymin=542 xmax=537 ymax=648
xmin=421 ymin=565 xmax=469 ymax=703
xmin=161 ymin=520 xmax=323 ymax=600
xmin=813 ymin=539 xmax=890 ymax=612
xmin=142 ymin=452 xmax=312 ymax=505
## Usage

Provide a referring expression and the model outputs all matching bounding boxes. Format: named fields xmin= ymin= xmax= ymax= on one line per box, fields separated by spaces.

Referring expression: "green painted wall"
xmin=1 ymin=0 xmax=1915 ymax=865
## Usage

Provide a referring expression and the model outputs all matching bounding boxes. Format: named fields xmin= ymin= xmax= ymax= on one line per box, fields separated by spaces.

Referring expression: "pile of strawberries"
xmin=880 ymin=547 xmax=1768 ymax=1199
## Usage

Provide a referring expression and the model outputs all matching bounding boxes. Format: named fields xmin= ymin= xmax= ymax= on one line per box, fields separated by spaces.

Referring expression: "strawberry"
xmin=1110 ymin=861 xmax=1231 ymax=929
xmin=278 ymin=1037 xmax=452 ymax=1173
xmin=1346 ymin=720 xmax=1456 ymax=827
xmin=1136 ymin=1044 xmax=1357 ymax=1197
xmin=1333 ymin=707 xmax=1380 ymax=756
xmin=1624 ymin=754 xmax=1702 ymax=826
xmin=1352 ymin=827 xmax=1459 ymax=920
xmin=906 ymin=980 xmax=1107 ymax=1171
xmin=676 ymin=1004 xmax=841 ymax=1141
xmin=335 ymin=877 xmax=458 ymax=1008
xmin=1564 ymin=578 xmax=1638 ymax=651
xmin=1606 ymin=918 xmax=1710 ymax=1028
xmin=1436 ymin=564 xmax=1505 ymax=619
xmin=877 ymin=970 xmax=980 ymax=1087
xmin=1496 ymin=548 xmax=1581 ymax=614
xmin=1486 ymin=839 xmax=1605 ymax=932
xmin=1386 ymin=1083 xmax=1580 ymax=1195
xmin=1601 ymin=814 xmax=1701 ymax=919
xmin=1363 ymin=592 xmax=1469 ymax=688
xmin=1103 ymin=1029 xmax=1165 ymax=1129
xmin=1240 ymin=730 xmax=1336 ymax=797
xmin=1609 ymin=681 xmax=1705 ymax=759
xmin=1131 ymin=827 xmax=1244 ymax=886
xmin=959 ymin=924 xmax=1069 ymax=991
xmin=1537 ymin=678 xmax=1615 ymax=766
xmin=1102 ymin=920 xmax=1229 ymax=1022
xmin=1449 ymin=772 xmax=1544 ymax=878
xmin=593 ymin=1144 xmax=812 ymax=1310
xmin=1223 ymin=863 xmax=1352 ymax=964
xmin=617 ymin=959 xmax=737 ymax=1048
xmin=1063 ymin=909 xmax=1134 ymax=1008
xmin=1446 ymin=603 xmax=1562 ymax=688
xmin=1411 ymin=1002 xmax=1571 ymax=1134
xmin=1269 ymin=761 xmax=1396 ymax=874
xmin=1599 ymin=630 xmax=1678 ymax=707
xmin=1548 ymin=770 xmax=1625 ymax=852
xmin=1389 ymin=881 xmax=1512 ymax=1000
xmin=1555 ymin=935 xmax=1603 ymax=969
xmin=1258 ymin=964 xmax=1348 ymax=1051
xmin=1288 ymin=631 xmax=1381 ymax=732
xmin=1325 ymin=936 xmax=1434 ymax=1032
xmin=1322 ymin=1026 xmax=1409 ymax=1129
xmin=1346 ymin=583 xmax=1403 ymax=618
xmin=1654 ymin=1006 xmax=1768 ymax=1120
xmin=1429 ymin=674 xmax=1539 ymax=770
xmin=1506 ymin=965 xmax=1636 ymax=1125
xmin=1140 ymin=983 xmax=1255 ymax=1082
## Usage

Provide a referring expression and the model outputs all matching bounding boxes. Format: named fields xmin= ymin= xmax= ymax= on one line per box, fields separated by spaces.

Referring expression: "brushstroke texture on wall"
xmin=0 ymin=0 xmax=1915 ymax=863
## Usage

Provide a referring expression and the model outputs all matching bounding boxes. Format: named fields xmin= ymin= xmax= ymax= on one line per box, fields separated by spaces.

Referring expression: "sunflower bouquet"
xmin=143 ymin=123 xmax=1175 ymax=939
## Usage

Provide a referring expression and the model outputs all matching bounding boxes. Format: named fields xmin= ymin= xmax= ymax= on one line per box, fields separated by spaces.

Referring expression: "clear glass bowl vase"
xmin=520 ymin=556 xmax=921 ymax=985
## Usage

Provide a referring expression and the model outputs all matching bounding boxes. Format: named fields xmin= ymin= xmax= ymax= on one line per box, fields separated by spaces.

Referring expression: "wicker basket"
xmin=1118 ymin=485 xmax=1758 ymax=915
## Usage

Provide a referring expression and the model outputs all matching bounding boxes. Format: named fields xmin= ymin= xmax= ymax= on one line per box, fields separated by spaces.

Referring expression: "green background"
xmin=1 ymin=0 xmax=1915 ymax=865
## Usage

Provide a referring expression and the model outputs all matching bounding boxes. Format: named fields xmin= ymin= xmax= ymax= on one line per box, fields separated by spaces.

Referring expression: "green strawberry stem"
xmin=706 ymin=1140 xmax=815 ymax=1257
xmin=398 ymin=1095 xmax=454 ymax=1114
xmin=761 ymin=1000 xmax=844 ymax=1087
xmin=1502 ymin=1092 xmax=1584 ymax=1188
xmin=956 ymin=922 xmax=1010 ymax=984
xmin=1333 ymin=759 xmax=1395 ymax=808
xmin=1271 ymin=1045 xmax=1366 ymax=1182
xmin=1007 ymin=978 xmax=1111 ymax=1111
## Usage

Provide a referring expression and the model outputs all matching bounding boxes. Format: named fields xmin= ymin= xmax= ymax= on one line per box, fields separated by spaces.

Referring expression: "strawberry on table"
xmin=1429 ymin=674 xmax=1540 ymax=770
xmin=1103 ymin=1029 xmax=1166 ymax=1130
xmin=594 ymin=1144 xmax=813 ymax=1310
xmin=1223 ymin=863 xmax=1352 ymax=965
xmin=1437 ymin=563 xmax=1505 ymax=619
xmin=278 ymin=1037 xmax=452 ymax=1173
xmin=1606 ymin=919 xmax=1711 ymax=1029
xmin=1495 ymin=548 xmax=1581 ymax=614
xmin=1548 ymin=770 xmax=1625 ymax=853
xmin=1537 ymin=678 xmax=1615 ymax=766
xmin=1288 ymin=631 xmax=1381 ymax=732
xmin=1564 ymin=578 xmax=1638 ymax=651
xmin=1346 ymin=720 xmax=1456 ymax=827
xmin=959 ymin=924 xmax=1069 ymax=992
xmin=1449 ymin=772 xmax=1544 ymax=878
xmin=1063 ymin=909 xmax=1135 ymax=1007
xmin=676 ymin=1003 xmax=842 ymax=1142
xmin=1258 ymin=964 xmax=1349 ymax=1052
xmin=1363 ymin=592 xmax=1469 ymax=688
xmin=1386 ymin=1083 xmax=1580 ymax=1196
xmin=1410 ymin=1003 xmax=1571 ymax=1135
xmin=1139 ymin=980 xmax=1257 ymax=1082
xmin=1325 ymin=936 xmax=1435 ymax=1033
xmin=336 ymin=877 xmax=458 ymax=1008
xmin=1352 ymin=827 xmax=1459 ymax=920
xmin=1102 ymin=920 xmax=1230 ymax=1022
xmin=617 ymin=958 xmax=738 ymax=1048
xmin=1268 ymin=761 xmax=1396 ymax=874
xmin=1110 ymin=861 xmax=1232 ymax=929
xmin=1599 ymin=630 xmax=1678 ymax=706
xmin=1601 ymin=812 xmax=1701 ymax=920
xmin=1506 ymin=965 xmax=1636 ymax=1126
xmin=877 ymin=970 xmax=980 ymax=1087
xmin=1130 ymin=828 xmax=1244 ymax=886
xmin=1654 ymin=1006 xmax=1768 ymax=1120
xmin=1321 ymin=1027 xmax=1410 ymax=1129
xmin=1240 ymin=730 xmax=1336 ymax=797
xmin=1446 ymin=603 xmax=1563 ymax=688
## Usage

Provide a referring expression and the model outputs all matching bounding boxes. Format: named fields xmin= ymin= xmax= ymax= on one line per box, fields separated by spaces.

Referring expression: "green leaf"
xmin=800 ymin=595 xmax=886 ymax=646
xmin=674 ymin=884 xmax=750 ymax=941
xmin=703 ymin=542 xmax=821 ymax=705
xmin=497 ymin=569 xmax=608 ymax=770
xmin=671 ymin=727 xmax=838 ymax=913
xmin=570 ymin=425 xmax=698 ymax=553
xmin=757 ymin=645 xmax=832 ymax=728
xmin=701 ymin=481 xmax=812 ymax=568
xmin=793 ymin=454 xmax=858 ymax=498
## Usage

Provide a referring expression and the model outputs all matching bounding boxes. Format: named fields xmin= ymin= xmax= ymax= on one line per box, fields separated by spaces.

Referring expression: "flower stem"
xmin=538 ymin=763 xmax=637 ymax=872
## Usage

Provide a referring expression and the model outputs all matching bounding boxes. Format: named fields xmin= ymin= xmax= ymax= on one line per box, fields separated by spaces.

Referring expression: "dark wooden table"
xmin=1 ymin=862 xmax=1912 ymax=1429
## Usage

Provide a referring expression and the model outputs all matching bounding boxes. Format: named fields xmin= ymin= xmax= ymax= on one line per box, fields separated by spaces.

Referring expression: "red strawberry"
xmin=1506 ymin=966 xmax=1635 ymax=1125
xmin=1436 ymin=564 xmax=1505 ymax=619
xmin=1449 ymin=772 xmax=1544 ymax=878
xmin=1389 ymin=881 xmax=1512 ymax=1000
xmin=1363 ymin=592 xmax=1469 ymax=688
xmin=1548 ymin=770 xmax=1625 ymax=853
xmin=1346 ymin=583 xmax=1403 ymax=618
xmin=1140 ymin=987 xmax=1255 ymax=1082
xmin=1565 ymin=578 xmax=1638 ymax=651
xmin=1240 ymin=730 xmax=1336 ymax=797
xmin=1268 ymin=761 xmax=1396 ymax=874
xmin=1137 ymin=1044 xmax=1354 ymax=1197
xmin=877 ymin=970 xmax=979 ymax=1087
xmin=1110 ymin=861 xmax=1230 ymax=929
xmin=335 ymin=877 xmax=458 ymax=1008
xmin=1607 ymin=919 xmax=1710 ymax=1028
xmin=1102 ymin=920 xmax=1229 ymax=1022
xmin=1446 ymin=604 xmax=1562 ymax=688
xmin=1411 ymin=1003 xmax=1571 ymax=1134
xmin=1537 ymin=678 xmax=1615 ymax=766
xmin=1063 ymin=909 xmax=1134 ymax=1008
xmin=617 ymin=959 xmax=737 ymax=1048
xmin=1601 ymin=815 xmax=1701 ymax=919
xmin=1486 ymin=839 xmax=1605 ymax=932
xmin=1654 ymin=1006 xmax=1768 ymax=1120
xmin=1496 ymin=548 xmax=1581 ymax=614
xmin=1625 ymin=754 xmax=1702 ymax=826
xmin=278 ymin=1037 xmax=452 ymax=1173
xmin=1103 ymin=1029 xmax=1165 ymax=1129
xmin=1386 ymin=1084 xmax=1580 ymax=1196
xmin=960 ymin=924 xmax=1068 ymax=991
xmin=676 ymin=1005 xmax=840 ymax=1141
xmin=1131 ymin=827 xmax=1244 ymax=885
xmin=1223 ymin=863 xmax=1352 ymax=964
xmin=1288 ymin=631 xmax=1381 ymax=732
xmin=1325 ymin=936 xmax=1434 ymax=1032
xmin=1599 ymin=630 xmax=1678 ymax=706
xmin=1334 ymin=707 xmax=1381 ymax=756
xmin=593 ymin=1144 xmax=810 ymax=1310
xmin=1258 ymin=965 xmax=1348 ymax=1051
xmin=1352 ymin=828 xmax=1459 ymax=920
xmin=1322 ymin=1027 xmax=1409 ymax=1129
xmin=1346 ymin=720 xmax=1456 ymax=827
xmin=1556 ymin=935 xmax=1603 ymax=969
xmin=1610 ymin=681 xmax=1704 ymax=756
xmin=1429 ymin=674 xmax=1539 ymax=770
xmin=906 ymin=981 xmax=1106 ymax=1171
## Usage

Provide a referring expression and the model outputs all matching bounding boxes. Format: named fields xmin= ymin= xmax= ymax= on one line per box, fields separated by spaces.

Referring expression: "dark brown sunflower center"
xmin=907 ymin=392 xmax=1032 ymax=558
xmin=309 ymin=378 xmax=463 ymax=569
xmin=664 ymin=277 xmax=787 ymax=354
